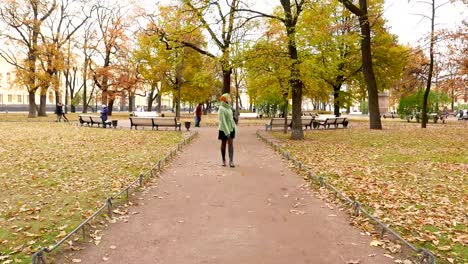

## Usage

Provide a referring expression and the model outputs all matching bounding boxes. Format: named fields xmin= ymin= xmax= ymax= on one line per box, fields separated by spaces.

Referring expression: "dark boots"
xmin=228 ymin=144 xmax=234 ymax=168
xmin=221 ymin=139 xmax=234 ymax=167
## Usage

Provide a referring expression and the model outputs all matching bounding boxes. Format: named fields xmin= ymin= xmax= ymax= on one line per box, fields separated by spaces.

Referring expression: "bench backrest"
xmin=130 ymin=117 xmax=153 ymax=126
xmin=324 ymin=118 xmax=337 ymax=124
xmin=318 ymin=115 xmax=336 ymax=119
xmin=239 ymin=112 xmax=258 ymax=118
xmin=153 ymin=117 xmax=177 ymax=126
xmin=301 ymin=116 xmax=314 ymax=125
xmin=90 ymin=116 xmax=103 ymax=123
xmin=79 ymin=115 xmax=94 ymax=122
xmin=270 ymin=118 xmax=292 ymax=126
xmin=335 ymin=117 xmax=346 ymax=124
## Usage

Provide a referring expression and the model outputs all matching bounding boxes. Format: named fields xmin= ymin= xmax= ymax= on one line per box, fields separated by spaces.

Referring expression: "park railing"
xmin=31 ymin=131 xmax=198 ymax=264
xmin=256 ymin=131 xmax=436 ymax=264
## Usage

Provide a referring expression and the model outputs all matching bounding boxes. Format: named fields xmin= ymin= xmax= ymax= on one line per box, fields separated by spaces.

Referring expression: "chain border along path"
xmin=256 ymin=130 xmax=436 ymax=264
xmin=31 ymin=130 xmax=198 ymax=264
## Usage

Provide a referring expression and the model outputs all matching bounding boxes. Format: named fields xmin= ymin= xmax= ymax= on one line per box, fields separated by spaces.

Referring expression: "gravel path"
xmin=67 ymin=126 xmax=395 ymax=264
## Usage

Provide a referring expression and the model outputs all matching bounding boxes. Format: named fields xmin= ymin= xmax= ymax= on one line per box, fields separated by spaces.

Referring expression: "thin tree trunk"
xmin=422 ymin=0 xmax=435 ymax=128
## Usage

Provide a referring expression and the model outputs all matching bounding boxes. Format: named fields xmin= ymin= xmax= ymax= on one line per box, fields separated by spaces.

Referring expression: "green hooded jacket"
xmin=218 ymin=94 xmax=236 ymax=136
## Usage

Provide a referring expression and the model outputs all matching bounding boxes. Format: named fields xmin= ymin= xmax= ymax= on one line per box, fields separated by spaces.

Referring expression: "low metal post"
xmin=319 ymin=177 xmax=325 ymax=187
xmin=106 ymin=198 xmax=113 ymax=218
xmin=139 ymin=174 xmax=143 ymax=187
xmin=81 ymin=225 xmax=86 ymax=240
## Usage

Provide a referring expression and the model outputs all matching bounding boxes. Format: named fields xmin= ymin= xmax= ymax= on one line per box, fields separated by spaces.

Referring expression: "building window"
xmin=17 ymin=95 xmax=22 ymax=103
xmin=8 ymin=94 xmax=13 ymax=103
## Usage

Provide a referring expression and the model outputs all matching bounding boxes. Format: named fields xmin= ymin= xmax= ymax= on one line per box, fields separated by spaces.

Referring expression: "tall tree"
xmin=339 ymin=0 xmax=382 ymax=129
xmin=150 ymin=0 xmax=254 ymax=95
xmin=0 ymin=0 xmax=57 ymax=117
xmin=239 ymin=0 xmax=307 ymax=139
xmin=90 ymin=1 xmax=132 ymax=114
xmin=35 ymin=0 xmax=91 ymax=116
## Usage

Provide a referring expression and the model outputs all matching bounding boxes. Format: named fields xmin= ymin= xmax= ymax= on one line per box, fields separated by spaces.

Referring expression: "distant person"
xmin=55 ymin=103 xmax=63 ymax=122
xmin=101 ymin=104 xmax=109 ymax=128
xmin=218 ymin=93 xmax=236 ymax=168
xmin=195 ymin=103 xmax=202 ymax=127
xmin=55 ymin=103 xmax=68 ymax=122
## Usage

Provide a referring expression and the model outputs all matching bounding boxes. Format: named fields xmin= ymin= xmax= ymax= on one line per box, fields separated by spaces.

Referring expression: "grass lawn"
xmin=271 ymin=120 xmax=467 ymax=264
xmin=0 ymin=122 xmax=183 ymax=263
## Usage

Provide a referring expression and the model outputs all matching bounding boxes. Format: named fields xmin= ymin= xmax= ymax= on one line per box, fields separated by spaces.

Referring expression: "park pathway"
xmin=69 ymin=126 xmax=395 ymax=264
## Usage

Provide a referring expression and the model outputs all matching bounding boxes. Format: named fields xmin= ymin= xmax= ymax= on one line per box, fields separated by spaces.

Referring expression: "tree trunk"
xmin=28 ymin=91 xmax=37 ymax=118
xmin=38 ymin=94 xmax=47 ymax=116
xmin=283 ymin=98 xmax=288 ymax=134
xmin=108 ymin=98 xmax=114 ymax=116
xmin=101 ymin=90 xmax=107 ymax=106
xmin=421 ymin=0 xmax=435 ymax=129
xmin=222 ymin=68 xmax=232 ymax=94
xmin=290 ymin=72 xmax=304 ymax=140
xmin=129 ymin=94 xmax=135 ymax=112
xmin=82 ymin=58 xmax=89 ymax=113
xmin=358 ymin=0 xmax=381 ymax=129
xmin=156 ymin=95 xmax=162 ymax=113
xmin=333 ymin=85 xmax=341 ymax=116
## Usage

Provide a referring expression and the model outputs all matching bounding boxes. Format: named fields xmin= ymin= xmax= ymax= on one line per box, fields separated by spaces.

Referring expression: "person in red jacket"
xmin=194 ymin=103 xmax=202 ymax=127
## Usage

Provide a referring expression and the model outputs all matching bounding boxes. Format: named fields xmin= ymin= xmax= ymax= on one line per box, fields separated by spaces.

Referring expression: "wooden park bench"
xmin=130 ymin=117 xmax=181 ymax=130
xmin=79 ymin=115 xmax=116 ymax=128
xmin=382 ymin=112 xmax=396 ymax=119
xmin=153 ymin=117 xmax=181 ymax=130
xmin=313 ymin=117 xmax=337 ymax=129
xmin=335 ymin=117 xmax=349 ymax=128
xmin=129 ymin=117 xmax=154 ymax=130
xmin=265 ymin=118 xmax=292 ymax=131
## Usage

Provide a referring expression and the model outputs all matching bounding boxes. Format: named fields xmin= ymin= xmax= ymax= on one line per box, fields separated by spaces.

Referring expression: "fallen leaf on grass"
xmin=72 ymin=259 xmax=82 ymax=263
xmin=346 ymin=260 xmax=360 ymax=264
xmin=437 ymin=245 xmax=451 ymax=251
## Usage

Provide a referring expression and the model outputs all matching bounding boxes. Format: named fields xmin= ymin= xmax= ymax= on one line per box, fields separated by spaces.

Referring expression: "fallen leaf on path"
xmin=370 ymin=240 xmax=384 ymax=247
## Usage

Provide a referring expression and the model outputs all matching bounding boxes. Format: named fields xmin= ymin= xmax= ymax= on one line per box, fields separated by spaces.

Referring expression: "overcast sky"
xmin=253 ymin=0 xmax=467 ymax=46
xmin=383 ymin=0 xmax=467 ymax=46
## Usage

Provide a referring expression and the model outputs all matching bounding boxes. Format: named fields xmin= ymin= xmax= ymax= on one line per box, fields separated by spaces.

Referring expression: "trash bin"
xmin=184 ymin=121 xmax=191 ymax=131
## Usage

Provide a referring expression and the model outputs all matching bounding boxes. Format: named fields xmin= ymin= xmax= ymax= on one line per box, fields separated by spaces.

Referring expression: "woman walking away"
xmin=218 ymin=93 xmax=236 ymax=168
